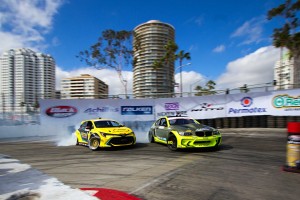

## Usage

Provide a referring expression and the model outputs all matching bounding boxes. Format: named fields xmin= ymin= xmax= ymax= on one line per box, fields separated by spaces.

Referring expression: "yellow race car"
xmin=75 ymin=118 xmax=136 ymax=150
xmin=148 ymin=116 xmax=221 ymax=151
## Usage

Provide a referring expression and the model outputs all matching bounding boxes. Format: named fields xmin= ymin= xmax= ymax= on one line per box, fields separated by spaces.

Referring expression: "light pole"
xmin=176 ymin=63 xmax=191 ymax=97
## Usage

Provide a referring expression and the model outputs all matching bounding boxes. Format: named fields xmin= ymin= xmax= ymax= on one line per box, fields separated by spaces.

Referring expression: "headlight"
xmin=178 ymin=131 xmax=193 ymax=136
xmin=213 ymin=130 xmax=220 ymax=135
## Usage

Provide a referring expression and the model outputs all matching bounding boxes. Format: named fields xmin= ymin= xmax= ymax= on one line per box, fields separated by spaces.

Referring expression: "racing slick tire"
xmin=88 ymin=137 xmax=100 ymax=151
xmin=148 ymin=132 xmax=154 ymax=143
xmin=167 ymin=134 xmax=178 ymax=151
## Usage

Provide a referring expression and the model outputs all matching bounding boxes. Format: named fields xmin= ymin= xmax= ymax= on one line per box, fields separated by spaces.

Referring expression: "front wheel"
xmin=167 ymin=135 xmax=178 ymax=151
xmin=89 ymin=137 xmax=100 ymax=151
xmin=148 ymin=132 xmax=154 ymax=143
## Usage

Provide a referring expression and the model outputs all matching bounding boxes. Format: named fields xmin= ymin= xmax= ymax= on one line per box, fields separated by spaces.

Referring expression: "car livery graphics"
xmin=46 ymin=106 xmax=77 ymax=118
xmin=121 ymin=106 xmax=153 ymax=115
xmin=228 ymin=97 xmax=267 ymax=114
xmin=148 ymin=116 xmax=221 ymax=151
xmin=75 ymin=118 xmax=136 ymax=150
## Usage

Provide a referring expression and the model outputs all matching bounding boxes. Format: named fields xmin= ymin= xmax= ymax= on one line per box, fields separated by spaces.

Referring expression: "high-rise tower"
xmin=0 ymin=48 xmax=55 ymax=113
xmin=133 ymin=20 xmax=175 ymax=98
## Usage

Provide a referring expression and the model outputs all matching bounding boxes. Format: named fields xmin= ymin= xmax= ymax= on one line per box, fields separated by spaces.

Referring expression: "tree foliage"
xmin=268 ymin=0 xmax=300 ymax=57
xmin=77 ymin=29 xmax=133 ymax=97
xmin=194 ymin=80 xmax=217 ymax=96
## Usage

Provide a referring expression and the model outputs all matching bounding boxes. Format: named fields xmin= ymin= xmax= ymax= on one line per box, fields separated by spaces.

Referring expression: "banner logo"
xmin=121 ymin=106 xmax=153 ymax=115
xmin=273 ymin=94 xmax=300 ymax=110
xmin=241 ymin=97 xmax=253 ymax=107
xmin=84 ymin=107 xmax=119 ymax=114
xmin=228 ymin=97 xmax=267 ymax=114
xmin=165 ymin=102 xmax=179 ymax=110
xmin=46 ymin=106 xmax=77 ymax=118
xmin=191 ymin=103 xmax=224 ymax=112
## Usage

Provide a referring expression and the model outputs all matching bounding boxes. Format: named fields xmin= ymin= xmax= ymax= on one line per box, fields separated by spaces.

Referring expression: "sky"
xmin=0 ymin=0 xmax=286 ymax=96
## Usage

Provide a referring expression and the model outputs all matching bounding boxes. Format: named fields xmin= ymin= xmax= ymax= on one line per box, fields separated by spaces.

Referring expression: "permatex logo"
xmin=241 ymin=97 xmax=253 ymax=107
xmin=46 ymin=106 xmax=77 ymax=118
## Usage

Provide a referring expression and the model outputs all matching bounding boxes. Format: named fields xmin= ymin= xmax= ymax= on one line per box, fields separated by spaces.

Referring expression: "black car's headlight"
xmin=178 ymin=131 xmax=193 ymax=136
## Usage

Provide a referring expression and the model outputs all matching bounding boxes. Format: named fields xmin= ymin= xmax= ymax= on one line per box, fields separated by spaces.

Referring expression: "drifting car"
xmin=148 ymin=116 xmax=221 ymax=151
xmin=75 ymin=118 xmax=136 ymax=150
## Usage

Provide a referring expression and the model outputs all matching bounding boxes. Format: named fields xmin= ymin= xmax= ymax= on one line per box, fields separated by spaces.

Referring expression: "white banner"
xmin=40 ymin=89 xmax=300 ymax=128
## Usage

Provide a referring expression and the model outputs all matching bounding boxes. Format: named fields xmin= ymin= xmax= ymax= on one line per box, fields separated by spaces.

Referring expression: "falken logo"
xmin=121 ymin=106 xmax=153 ymax=115
xmin=273 ymin=94 xmax=300 ymax=108
xmin=228 ymin=97 xmax=267 ymax=114
xmin=46 ymin=106 xmax=77 ymax=118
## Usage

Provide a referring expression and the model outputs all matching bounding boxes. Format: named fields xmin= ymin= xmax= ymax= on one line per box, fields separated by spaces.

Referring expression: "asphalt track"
xmin=1 ymin=128 xmax=300 ymax=200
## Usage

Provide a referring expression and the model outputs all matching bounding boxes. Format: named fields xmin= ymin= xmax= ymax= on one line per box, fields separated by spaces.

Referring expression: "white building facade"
xmin=0 ymin=48 xmax=55 ymax=113
xmin=133 ymin=20 xmax=175 ymax=98
xmin=274 ymin=52 xmax=294 ymax=90
xmin=61 ymin=74 xmax=108 ymax=99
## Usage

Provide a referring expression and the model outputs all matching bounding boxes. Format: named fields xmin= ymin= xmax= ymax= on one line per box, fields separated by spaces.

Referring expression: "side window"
xmin=87 ymin=121 xmax=93 ymax=129
xmin=79 ymin=122 xmax=87 ymax=131
xmin=160 ymin=118 xmax=167 ymax=127
xmin=155 ymin=119 xmax=160 ymax=126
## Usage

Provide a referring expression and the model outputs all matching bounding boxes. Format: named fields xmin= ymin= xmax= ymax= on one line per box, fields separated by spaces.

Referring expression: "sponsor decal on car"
xmin=228 ymin=97 xmax=267 ymax=114
xmin=121 ymin=106 xmax=153 ymax=115
xmin=165 ymin=102 xmax=180 ymax=110
xmin=273 ymin=94 xmax=300 ymax=111
xmin=46 ymin=106 xmax=77 ymax=118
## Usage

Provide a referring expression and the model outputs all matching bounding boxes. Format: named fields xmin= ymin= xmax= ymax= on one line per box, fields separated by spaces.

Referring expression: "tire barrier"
xmin=283 ymin=122 xmax=300 ymax=173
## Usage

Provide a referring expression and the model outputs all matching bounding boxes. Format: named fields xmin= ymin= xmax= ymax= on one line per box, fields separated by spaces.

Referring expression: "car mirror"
xmin=85 ymin=127 xmax=91 ymax=131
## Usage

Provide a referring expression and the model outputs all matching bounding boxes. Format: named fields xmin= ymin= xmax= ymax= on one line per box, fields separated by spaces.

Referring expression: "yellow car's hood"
xmin=94 ymin=127 xmax=133 ymax=134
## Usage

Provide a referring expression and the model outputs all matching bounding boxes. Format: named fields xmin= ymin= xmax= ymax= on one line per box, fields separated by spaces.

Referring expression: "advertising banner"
xmin=154 ymin=95 xmax=227 ymax=120
xmin=226 ymin=93 xmax=270 ymax=117
xmin=270 ymin=90 xmax=300 ymax=116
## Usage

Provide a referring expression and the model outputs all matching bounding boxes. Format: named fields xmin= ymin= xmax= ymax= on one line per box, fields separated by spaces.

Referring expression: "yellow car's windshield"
xmin=94 ymin=120 xmax=122 ymax=128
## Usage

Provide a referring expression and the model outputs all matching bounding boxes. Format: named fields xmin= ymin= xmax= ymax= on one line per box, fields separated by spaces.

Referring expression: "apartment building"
xmin=274 ymin=52 xmax=294 ymax=90
xmin=0 ymin=48 xmax=55 ymax=113
xmin=61 ymin=74 xmax=108 ymax=99
xmin=133 ymin=20 xmax=175 ymax=98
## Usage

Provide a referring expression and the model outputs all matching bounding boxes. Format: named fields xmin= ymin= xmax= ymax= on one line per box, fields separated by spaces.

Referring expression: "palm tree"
xmin=268 ymin=0 xmax=300 ymax=88
xmin=176 ymin=50 xmax=191 ymax=97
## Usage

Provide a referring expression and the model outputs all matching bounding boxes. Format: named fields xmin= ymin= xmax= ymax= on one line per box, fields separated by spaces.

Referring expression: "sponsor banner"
xmin=39 ymin=89 xmax=300 ymax=128
xmin=154 ymin=96 xmax=226 ymax=119
xmin=270 ymin=90 xmax=300 ymax=116
xmin=226 ymin=93 xmax=269 ymax=117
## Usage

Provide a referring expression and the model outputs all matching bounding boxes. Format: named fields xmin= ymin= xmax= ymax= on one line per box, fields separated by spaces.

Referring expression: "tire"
xmin=148 ymin=132 xmax=154 ymax=143
xmin=89 ymin=137 xmax=100 ymax=151
xmin=167 ymin=134 xmax=178 ymax=151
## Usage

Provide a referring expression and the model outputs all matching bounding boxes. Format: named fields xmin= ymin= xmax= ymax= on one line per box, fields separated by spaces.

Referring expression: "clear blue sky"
xmin=0 ymin=0 xmax=285 ymax=95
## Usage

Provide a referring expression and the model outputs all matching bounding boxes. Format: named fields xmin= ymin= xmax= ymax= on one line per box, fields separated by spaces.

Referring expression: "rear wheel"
xmin=89 ymin=137 xmax=100 ymax=151
xmin=167 ymin=135 xmax=178 ymax=151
